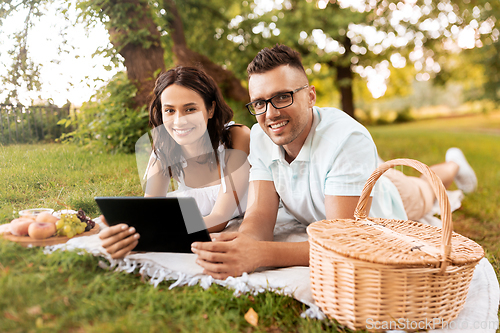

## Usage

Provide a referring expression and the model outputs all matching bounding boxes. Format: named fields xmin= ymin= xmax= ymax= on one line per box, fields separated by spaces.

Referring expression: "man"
xmin=190 ymin=44 xmax=477 ymax=279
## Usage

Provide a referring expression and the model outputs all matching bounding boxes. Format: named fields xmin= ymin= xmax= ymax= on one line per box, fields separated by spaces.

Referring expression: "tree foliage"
xmin=213 ymin=0 xmax=498 ymax=117
xmin=76 ymin=0 xmax=166 ymax=108
xmin=0 ymin=0 xmax=47 ymax=104
xmin=1 ymin=0 xmax=499 ymax=149
xmin=61 ymin=71 xmax=149 ymax=153
xmin=472 ymin=0 xmax=500 ymax=103
xmin=75 ymin=0 xmax=250 ymax=108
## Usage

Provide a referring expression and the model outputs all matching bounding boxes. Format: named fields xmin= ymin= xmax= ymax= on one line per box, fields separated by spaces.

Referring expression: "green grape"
xmin=56 ymin=213 xmax=88 ymax=238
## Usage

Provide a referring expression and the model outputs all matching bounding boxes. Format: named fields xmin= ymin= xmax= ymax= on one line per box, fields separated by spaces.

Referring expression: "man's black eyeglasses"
xmin=246 ymin=84 xmax=309 ymax=116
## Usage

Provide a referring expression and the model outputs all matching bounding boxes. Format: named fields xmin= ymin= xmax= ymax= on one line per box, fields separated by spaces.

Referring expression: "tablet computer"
xmin=94 ymin=196 xmax=211 ymax=253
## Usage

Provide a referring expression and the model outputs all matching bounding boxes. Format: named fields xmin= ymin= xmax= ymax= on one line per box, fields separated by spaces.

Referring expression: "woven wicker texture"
xmin=307 ymin=218 xmax=484 ymax=267
xmin=307 ymin=159 xmax=484 ymax=331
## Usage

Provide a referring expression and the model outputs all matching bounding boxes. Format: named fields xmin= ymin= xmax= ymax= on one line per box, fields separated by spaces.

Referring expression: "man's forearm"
xmin=238 ymin=219 xmax=274 ymax=241
xmin=257 ymin=241 xmax=309 ymax=267
xmin=239 ymin=180 xmax=280 ymax=241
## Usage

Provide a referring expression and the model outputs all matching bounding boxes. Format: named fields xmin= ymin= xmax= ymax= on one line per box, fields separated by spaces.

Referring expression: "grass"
xmin=0 ymin=112 xmax=499 ymax=332
xmin=0 ymin=244 xmax=327 ymax=332
xmin=0 ymin=144 xmax=141 ymax=221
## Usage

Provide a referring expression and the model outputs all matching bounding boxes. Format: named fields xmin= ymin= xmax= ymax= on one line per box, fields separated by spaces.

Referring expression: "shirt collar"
xmin=270 ymin=106 xmax=320 ymax=165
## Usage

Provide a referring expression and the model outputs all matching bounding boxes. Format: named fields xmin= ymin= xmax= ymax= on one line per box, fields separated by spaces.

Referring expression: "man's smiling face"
xmin=248 ymin=65 xmax=316 ymax=153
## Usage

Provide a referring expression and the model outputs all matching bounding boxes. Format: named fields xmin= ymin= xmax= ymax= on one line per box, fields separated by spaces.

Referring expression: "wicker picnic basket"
xmin=307 ymin=159 xmax=484 ymax=331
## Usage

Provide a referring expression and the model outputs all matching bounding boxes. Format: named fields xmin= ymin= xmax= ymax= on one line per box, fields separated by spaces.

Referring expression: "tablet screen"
xmin=95 ymin=197 xmax=211 ymax=253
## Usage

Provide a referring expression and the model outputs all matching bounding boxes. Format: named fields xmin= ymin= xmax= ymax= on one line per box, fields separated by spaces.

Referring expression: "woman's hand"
xmin=99 ymin=215 xmax=140 ymax=259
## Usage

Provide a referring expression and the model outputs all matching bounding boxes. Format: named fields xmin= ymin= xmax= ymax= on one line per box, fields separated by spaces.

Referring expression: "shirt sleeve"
xmin=324 ymin=132 xmax=378 ymax=196
xmin=248 ymin=127 xmax=274 ymax=182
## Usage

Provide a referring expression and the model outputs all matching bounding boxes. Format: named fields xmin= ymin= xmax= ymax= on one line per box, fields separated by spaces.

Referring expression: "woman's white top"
xmin=144 ymin=122 xmax=246 ymax=218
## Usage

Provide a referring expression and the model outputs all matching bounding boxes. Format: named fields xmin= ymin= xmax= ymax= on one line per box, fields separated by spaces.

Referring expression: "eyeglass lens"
xmin=252 ymin=93 xmax=293 ymax=113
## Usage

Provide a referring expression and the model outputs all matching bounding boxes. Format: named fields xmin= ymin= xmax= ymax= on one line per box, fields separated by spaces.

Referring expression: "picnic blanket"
xmin=45 ymin=190 xmax=500 ymax=333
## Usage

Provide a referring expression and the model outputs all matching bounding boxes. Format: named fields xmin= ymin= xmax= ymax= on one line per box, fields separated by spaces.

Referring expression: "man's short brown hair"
xmin=247 ymin=44 xmax=306 ymax=77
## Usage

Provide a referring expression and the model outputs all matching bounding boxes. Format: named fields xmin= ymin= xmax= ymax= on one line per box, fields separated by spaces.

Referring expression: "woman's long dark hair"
xmin=148 ymin=66 xmax=235 ymax=178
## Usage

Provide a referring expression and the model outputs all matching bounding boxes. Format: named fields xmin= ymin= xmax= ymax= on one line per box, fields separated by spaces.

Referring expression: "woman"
xmin=100 ymin=66 xmax=251 ymax=259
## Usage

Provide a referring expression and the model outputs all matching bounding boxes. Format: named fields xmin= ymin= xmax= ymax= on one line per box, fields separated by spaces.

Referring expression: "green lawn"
xmin=0 ymin=112 xmax=499 ymax=332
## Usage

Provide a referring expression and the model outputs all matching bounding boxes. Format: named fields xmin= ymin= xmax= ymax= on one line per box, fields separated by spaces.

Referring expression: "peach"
xmin=28 ymin=222 xmax=57 ymax=239
xmin=10 ymin=218 xmax=35 ymax=236
xmin=0 ymin=223 xmax=11 ymax=235
xmin=35 ymin=212 xmax=59 ymax=224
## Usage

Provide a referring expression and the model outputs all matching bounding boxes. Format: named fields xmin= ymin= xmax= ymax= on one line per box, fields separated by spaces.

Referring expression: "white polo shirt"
xmin=248 ymin=106 xmax=407 ymax=224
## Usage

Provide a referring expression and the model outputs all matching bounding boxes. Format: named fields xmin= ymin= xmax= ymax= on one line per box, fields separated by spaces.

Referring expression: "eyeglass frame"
xmin=245 ymin=84 xmax=309 ymax=116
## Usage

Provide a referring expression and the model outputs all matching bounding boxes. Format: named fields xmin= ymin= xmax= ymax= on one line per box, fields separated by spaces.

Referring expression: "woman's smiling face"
xmin=161 ymin=84 xmax=213 ymax=148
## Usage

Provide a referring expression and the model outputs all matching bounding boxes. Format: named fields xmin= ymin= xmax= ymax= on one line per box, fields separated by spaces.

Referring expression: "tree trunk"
xmin=164 ymin=0 xmax=249 ymax=103
xmin=105 ymin=0 xmax=166 ymax=108
xmin=335 ymin=36 xmax=356 ymax=119
xmin=336 ymin=64 xmax=355 ymax=119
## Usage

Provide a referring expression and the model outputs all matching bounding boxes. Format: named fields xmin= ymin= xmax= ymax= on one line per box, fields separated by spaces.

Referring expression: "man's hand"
xmin=191 ymin=232 xmax=263 ymax=279
xmin=99 ymin=215 xmax=140 ymax=259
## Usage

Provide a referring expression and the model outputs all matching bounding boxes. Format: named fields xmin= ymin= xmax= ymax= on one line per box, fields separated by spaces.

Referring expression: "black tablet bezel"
xmin=95 ymin=196 xmax=211 ymax=253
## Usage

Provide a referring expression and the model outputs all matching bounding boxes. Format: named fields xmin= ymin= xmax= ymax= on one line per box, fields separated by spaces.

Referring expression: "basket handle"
xmin=354 ymin=158 xmax=452 ymax=272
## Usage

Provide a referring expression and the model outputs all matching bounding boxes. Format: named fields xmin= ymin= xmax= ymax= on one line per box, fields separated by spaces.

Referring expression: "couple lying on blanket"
xmin=100 ymin=44 xmax=478 ymax=280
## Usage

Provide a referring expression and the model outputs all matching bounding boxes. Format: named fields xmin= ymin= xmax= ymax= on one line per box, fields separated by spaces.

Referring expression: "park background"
xmin=0 ymin=0 xmax=499 ymax=332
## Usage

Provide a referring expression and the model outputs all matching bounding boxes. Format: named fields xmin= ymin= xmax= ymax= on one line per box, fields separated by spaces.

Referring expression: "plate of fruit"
xmin=0 ymin=209 xmax=99 ymax=247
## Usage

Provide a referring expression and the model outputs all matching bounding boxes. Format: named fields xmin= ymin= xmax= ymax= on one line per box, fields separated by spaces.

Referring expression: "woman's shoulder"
xmin=228 ymin=123 xmax=251 ymax=136
xmin=228 ymin=123 xmax=251 ymax=154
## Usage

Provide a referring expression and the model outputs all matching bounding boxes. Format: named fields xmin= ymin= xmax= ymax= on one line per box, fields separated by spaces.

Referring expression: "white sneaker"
xmin=445 ymin=148 xmax=477 ymax=193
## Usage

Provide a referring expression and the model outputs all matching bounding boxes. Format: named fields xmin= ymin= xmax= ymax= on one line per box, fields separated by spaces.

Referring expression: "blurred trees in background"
xmin=1 ymin=0 xmax=499 ymax=150
xmin=77 ymin=0 xmax=250 ymax=108
xmin=468 ymin=1 xmax=500 ymax=104
xmin=71 ymin=0 xmax=500 ymax=118
xmin=0 ymin=0 xmax=47 ymax=104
